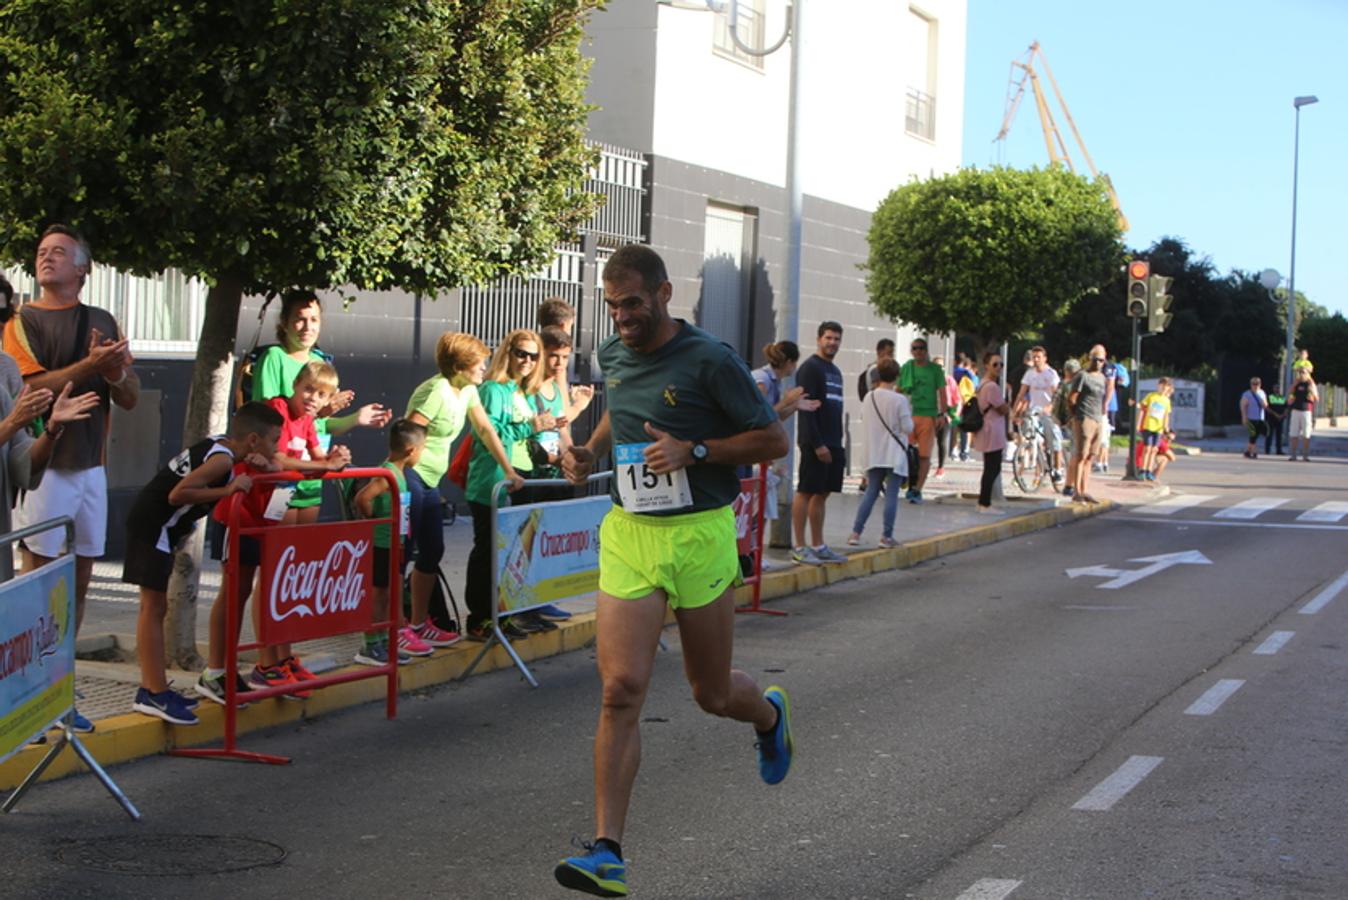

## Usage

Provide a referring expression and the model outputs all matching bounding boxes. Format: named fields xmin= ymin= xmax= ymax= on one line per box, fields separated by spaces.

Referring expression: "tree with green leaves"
xmin=0 ymin=0 xmax=602 ymax=666
xmin=866 ymin=166 xmax=1123 ymax=359
xmin=1298 ymin=312 xmax=1348 ymax=388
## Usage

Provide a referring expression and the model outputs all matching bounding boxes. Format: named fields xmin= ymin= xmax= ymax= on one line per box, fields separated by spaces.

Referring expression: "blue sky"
xmin=962 ymin=0 xmax=1345 ymax=316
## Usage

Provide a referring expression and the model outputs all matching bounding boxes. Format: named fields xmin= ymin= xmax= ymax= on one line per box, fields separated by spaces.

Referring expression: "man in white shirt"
xmin=1013 ymin=346 xmax=1063 ymax=484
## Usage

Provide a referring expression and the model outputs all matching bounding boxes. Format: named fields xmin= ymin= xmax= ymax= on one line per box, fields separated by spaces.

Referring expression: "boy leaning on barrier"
xmin=352 ymin=418 xmax=428 ymax=667
xmin=197 ymin=362 xmax=352 ymax=706
xmin=123 ymin=401 xmax=283 ymax=725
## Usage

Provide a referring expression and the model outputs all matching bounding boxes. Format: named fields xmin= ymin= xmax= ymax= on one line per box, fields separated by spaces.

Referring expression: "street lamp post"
xmin=1286 ymin=95 xmax=1317 ymax=395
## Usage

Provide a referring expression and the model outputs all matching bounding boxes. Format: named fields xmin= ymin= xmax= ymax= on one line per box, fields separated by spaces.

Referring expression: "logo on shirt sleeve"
xmin=663 ymin=385 xmax=678 ymax=407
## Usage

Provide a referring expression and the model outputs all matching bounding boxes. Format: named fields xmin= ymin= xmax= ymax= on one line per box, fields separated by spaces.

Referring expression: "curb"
xmin=0 ymin=499 xmax=1114 ymax=791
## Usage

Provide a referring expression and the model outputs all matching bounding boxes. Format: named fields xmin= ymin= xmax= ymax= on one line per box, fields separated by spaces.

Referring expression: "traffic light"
xmin=1126 ymin=260 xmax=1150 ymax=318
xmin=1148 ymin=274 xmax=1174 ymax=333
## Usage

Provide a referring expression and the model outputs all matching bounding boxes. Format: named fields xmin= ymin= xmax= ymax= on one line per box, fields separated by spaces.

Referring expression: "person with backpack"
xmin=846 ymin=359 xmax=912 ymax=548
xmin=972 ymin=352 xmax=1009 ymax=514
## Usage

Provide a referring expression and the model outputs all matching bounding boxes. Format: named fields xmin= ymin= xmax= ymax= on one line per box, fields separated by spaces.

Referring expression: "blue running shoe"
xmin=132 ymin=687 xmax=199 ymax=726
xmin=555 ymin=842 xmax=627 ymax=897
xmin=537 ymin=603 xmax=572 ymax=621
xmin=70 ymin=711 xmax=95 ymax=734
xmin=757 ymin=685 xmax=793 ymax=785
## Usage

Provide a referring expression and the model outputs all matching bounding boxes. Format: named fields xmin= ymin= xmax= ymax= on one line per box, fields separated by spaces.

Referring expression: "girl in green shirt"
xmin=464 ymin=329 xmax=561 ymax=633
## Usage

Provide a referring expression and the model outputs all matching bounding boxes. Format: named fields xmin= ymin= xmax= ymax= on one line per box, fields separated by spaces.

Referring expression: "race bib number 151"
xmin=615 ymin=442 xmax=693 ymax=513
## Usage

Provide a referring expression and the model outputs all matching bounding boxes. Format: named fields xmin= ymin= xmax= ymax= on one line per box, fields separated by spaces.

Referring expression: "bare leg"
xmin=807 ymin=494 xmax=828 ymax=546
xmin=674 ymin=589 xmax=777 ymax=731
xmin=592 ymin=591 xmax=669 ymax=843
xmin=136 ymin=588 xmax=170 ymax=693
xmin=791 ymin=491 xmax=812 ymax=547
xmin=209 ymin=564 xmax=256 ymax=670
xmin=75 ymin=556 xmax=94 ymax=632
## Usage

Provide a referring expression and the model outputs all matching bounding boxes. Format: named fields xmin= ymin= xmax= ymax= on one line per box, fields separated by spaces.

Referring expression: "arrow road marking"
xmin=1066 ymin=550 xmax=1212 ymax=589
xmin=1213 ymin=497 xmax=1289 ymax=519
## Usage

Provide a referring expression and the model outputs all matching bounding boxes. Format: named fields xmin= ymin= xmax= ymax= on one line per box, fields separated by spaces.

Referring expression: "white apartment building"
xmin=585 ymin=0 xmax=967 ymax=457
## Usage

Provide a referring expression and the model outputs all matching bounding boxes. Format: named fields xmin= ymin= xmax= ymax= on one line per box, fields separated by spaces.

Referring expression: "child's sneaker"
xmin=250 ymin=664 xmax=306 ymax=701
xmin=195 ymin=671 xmax=252 ymax=707
xmin=398 ymin=626 xmax=435 ymax=656
xmin=354 ymin=641 xmax=413 ymax=667
xmin=281 ymin=656 xmax=318 ymax=698
xmin=132 ymin=687 xmax=199 ymax=726
xmin=414 ymin=620 xmax=461 ymax=647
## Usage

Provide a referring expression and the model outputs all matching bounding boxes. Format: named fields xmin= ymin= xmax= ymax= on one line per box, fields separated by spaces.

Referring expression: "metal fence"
xmin=3 ymin=142 xmax=648 ymax=357
xmin=3 ymin=264 xmax=206 ymax=355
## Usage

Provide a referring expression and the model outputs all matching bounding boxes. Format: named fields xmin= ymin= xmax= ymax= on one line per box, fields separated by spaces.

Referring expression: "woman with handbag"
xmin=463 ymin=329 xmax=563 ymax=638
xmin=972 ymin=352 xmax=1010 ymax=514
xmin=847 ymin=359 xmax=913 ymax=548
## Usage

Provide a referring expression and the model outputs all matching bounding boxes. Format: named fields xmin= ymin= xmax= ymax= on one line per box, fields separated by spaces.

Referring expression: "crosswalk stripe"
xmin=1133 ymin=494 xmax=1217 ymax=516
xmin=1213 ymin=497 xmax=1290 ymax=519
xmin=1297 ymin=501 xmax=1348 ymax=523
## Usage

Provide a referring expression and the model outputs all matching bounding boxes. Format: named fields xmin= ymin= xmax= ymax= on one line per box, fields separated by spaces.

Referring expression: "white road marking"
xmin=1253 ymin=631 xmax=1295 ymax=655
xmin=1297 ymin=501 xmax=1348 ymax=523
xmin=1156 ymin=518 xmax=1348 ymax=532
xmin=1300 ymin=569 xmax=1348 ymax=615
xmin=1184 ymin=679 xmax=1245 ymax=716
xmin=1071 ymin=755 xmax=1164 ymax=811
xmin=1062 ymin=604 xmax=1138 ymax=611
xmin=1213 ymin=497 xmax=1289 ymax=519
xmin=1133 ymin=494 xmax=1218 ymax=516
xmin=955 ymin=879 xmax=1023 ymax=900
xmin=1066 ymin=550 xmax=1211 ymax=589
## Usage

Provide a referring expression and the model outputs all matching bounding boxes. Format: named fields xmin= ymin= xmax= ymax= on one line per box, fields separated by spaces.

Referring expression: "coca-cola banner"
xmin=495 ymin=495 xmax=610 ymax=613
xmin=258 ymin=522 xmax=376 ymax=645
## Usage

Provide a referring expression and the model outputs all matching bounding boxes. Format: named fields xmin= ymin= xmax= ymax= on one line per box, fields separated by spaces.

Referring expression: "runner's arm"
xmin=353 ymin=477 xmax=389 ymax=518
xmin=643 ymin=420 xmax=787 ymax=475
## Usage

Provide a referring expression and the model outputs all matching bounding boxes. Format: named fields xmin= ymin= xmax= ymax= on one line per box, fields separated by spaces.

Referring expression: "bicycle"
xmin=1012 ymin=412 xmax=1051 ymax=493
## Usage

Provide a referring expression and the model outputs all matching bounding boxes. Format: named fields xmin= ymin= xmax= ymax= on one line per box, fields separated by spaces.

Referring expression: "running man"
xmin=556 ymin=245 xmax=793 ymax=897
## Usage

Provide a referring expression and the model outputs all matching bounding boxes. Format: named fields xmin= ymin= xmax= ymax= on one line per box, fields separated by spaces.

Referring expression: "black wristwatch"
xmin=690 ymin=441 xmax=709 ymax=464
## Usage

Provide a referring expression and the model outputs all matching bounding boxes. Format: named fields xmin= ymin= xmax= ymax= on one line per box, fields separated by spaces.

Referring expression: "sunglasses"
xmin=511 ymin=348 xmax=540 ymax=361
xmin=911 ymin=345 xmax=928 ymax=352
xmin=991 ymin=361 xmax=1003 ymax=368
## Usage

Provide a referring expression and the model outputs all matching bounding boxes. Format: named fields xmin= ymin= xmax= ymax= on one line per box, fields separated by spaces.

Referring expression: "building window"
xmin=713 ymin=0 xmax=765 ymax=70
xmin=904 ymin=7 xmax=937 ymax=141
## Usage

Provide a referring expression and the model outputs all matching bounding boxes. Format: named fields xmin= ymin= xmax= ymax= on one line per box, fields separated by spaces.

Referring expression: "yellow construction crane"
xmin=994 ymin=41 xmax=1129 ymax=231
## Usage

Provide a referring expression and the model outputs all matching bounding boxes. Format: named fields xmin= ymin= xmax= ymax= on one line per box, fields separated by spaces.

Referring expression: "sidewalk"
xmin=1179 ymin=418 xmax=1348 ymax=458
xmin=5 ymin=448 xmax=1160 ymax=789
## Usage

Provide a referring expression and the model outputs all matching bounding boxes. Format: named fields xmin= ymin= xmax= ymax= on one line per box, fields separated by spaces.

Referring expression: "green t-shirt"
xmin=466 ymin=380 xmax=539 ymax=505
xmin=599 ymin=321 xmax=776 ymax=515
xmin=899 ymin=360 xmax=947 ymax=417
xmin=252 ymin=345 xmax=330 ymax=505
xmin=405 ymin=375 xmax=479 ymax=486
xmin=370 ymin=462 xmax=408 ymax=549
xmin=530 ymin=381 xmax=566 ymax=479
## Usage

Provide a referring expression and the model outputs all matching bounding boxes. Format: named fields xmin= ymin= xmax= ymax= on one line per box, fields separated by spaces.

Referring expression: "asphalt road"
xmin=5 ymin=452 xmax=1347 ymax=900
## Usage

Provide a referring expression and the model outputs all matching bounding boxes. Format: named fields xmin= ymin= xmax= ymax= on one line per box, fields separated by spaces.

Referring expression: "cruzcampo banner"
xmin=496 ymin=495 xmax=610 ymax=613
xmin=0 ymin=556 xmax=76 ymax=764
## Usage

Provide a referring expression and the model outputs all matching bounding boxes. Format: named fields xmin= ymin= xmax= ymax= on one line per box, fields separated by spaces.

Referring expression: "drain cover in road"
xmin=55 ymin=834 xmax=286 ymax=875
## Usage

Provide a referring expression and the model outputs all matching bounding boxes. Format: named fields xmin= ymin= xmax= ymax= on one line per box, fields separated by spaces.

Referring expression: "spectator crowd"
xmin=0 ymin=225 xmax=1325 ymax=733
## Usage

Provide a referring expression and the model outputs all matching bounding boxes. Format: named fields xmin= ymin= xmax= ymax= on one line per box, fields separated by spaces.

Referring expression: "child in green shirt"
xmin=354 ymin=419 xmax=429 ymax=666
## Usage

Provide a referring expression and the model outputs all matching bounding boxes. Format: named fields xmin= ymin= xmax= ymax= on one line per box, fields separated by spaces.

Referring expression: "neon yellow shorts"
xmin=598 ymin=505 xmax=740 ymax=610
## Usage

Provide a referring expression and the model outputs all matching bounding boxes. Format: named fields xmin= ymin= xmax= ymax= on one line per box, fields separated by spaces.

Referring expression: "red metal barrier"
xmin=734 ymin=466 xmax=786 ymax=617
xmin=172 ymin=468 xmax=401 ymax=764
